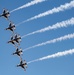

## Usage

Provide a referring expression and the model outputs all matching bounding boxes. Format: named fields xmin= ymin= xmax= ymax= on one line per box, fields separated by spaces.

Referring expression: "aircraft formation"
xmin=0 ymin=8 xmax=27 ymax=71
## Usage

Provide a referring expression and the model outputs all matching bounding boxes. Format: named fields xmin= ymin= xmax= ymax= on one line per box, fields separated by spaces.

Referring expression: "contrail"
xmin=22 ymin=17 xmax=74 ymax=38
xmin=17 ymin=0 xmax=74 ymax=26
xmin=23 ymin=33 xmax=74 ymax=51
xmin=10 ymin=0 xmax=46 ymax=13
xmin=27 ymin=48 xmax=74 ymax=64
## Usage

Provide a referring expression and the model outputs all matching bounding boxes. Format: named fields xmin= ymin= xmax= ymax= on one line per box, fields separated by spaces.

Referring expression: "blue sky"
xmin=0 ymin=0 xmax=74 ymax=75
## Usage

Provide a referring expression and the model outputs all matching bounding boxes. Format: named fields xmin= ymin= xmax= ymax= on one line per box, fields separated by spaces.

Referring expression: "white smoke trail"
xmin=27 ymin=48 xmax=74 ymax=64
xmin=23 ymin=33 xmax=74 ymax=51
xmin=10 ymin=0 xmax=46 ymax=13
xmin=17 ymin=0 xmax=74 ymax=26
xmin=22 ymin=17 xmax=74 ymax=38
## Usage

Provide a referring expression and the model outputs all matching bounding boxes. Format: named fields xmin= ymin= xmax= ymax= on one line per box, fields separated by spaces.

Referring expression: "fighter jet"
xmin=8 ymin=36 xmax=16 ymax=47
xmin=17 ymin=59 xmax=27 ymax=71
xmin=12 ymin=48 xmax=23 ymax=59
xmin=6 ymin=21 xmax=15 ymax=33
xmin=8 ymin=34 xmax=21 ymax=47
xmin=13 ymin=34 xmax=21 ymax=46
xmin=0 ymin=8 xmax=10 ymax=20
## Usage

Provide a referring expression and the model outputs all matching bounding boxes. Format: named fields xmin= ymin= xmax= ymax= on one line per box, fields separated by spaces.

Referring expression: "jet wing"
xmin=11 ymin=36 xmax=13 ymax=40
xmin=16 ymin=48 xmax=19 ymax=51
xmin=3 ymin=9 xmax=6 ymax=14
xmin=9 ymin=23 xmax=12 ymax=27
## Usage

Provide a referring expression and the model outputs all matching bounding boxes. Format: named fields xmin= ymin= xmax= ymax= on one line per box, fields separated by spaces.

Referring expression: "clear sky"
xmin=0 ymin=0 xmax=74 ymax=75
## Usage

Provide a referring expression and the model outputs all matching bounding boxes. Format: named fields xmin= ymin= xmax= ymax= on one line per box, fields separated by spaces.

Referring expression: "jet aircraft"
xmin=12 ymin=48 xmax=23 ymax=59
xmin=13 ymin=34 xmax=21 ymax=46
xmin=17 ymin=59 xmax=27 ymax=71
xmin=6 ymin=21 xmax=15 ymax=33
xmin=8 ymin=34 xmax=21 ymax=47
xmin=8 ymin=36 xmax=16 ymax=47
xmin=0 ymin=8 xmax=10 ymax=20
